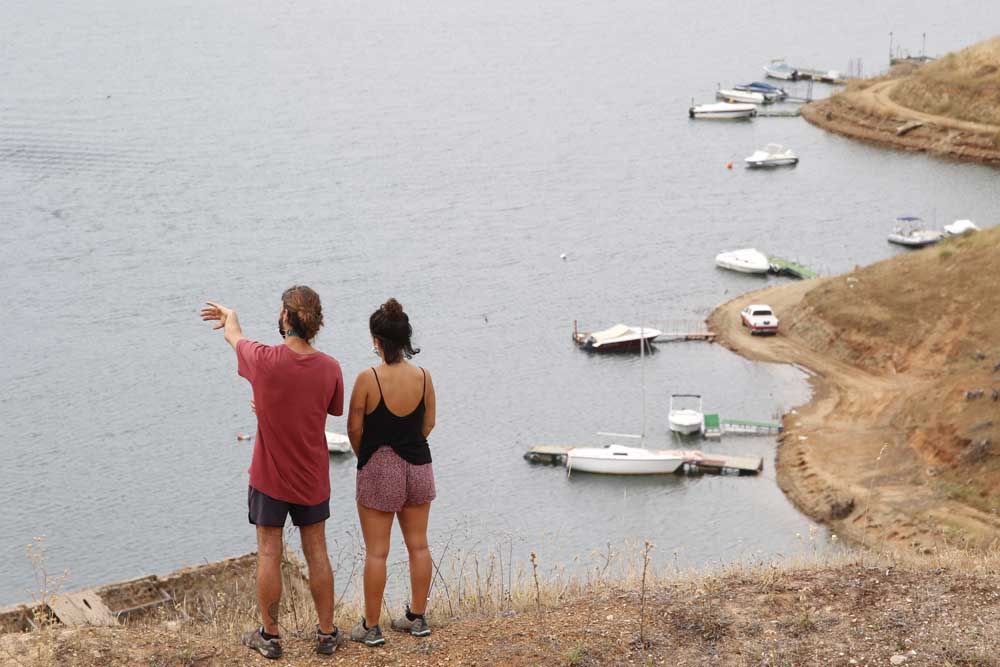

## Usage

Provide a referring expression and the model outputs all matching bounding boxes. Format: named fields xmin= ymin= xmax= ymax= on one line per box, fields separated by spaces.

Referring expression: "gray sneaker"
xmin=350 ymin=619 xmax=386 ymax=647
xmin=315 ymin=625 xmax=343 ymax=655
xmin=241 ymin=627 xmax=283 ymax=659
xmin=390 ymin=606 xmax=431 ymax=637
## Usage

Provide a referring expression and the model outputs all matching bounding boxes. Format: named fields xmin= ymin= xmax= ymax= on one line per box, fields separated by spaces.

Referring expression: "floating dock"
xmin=721 ymin=419 xmax=783 ymax=436
xmin=795 ymin=67 xmax=847 ymax=84
xmin=653 ymin=331 xmax=717 ymax=343
xmin=768 ymin=256 xmax=818 ymax=280
xmin=756 ymin=108 xmax=802 ymax=118
xmin=524 ymin=445 xmax=763 ymax=475
xmin=703 ymin=413 xmax=722 ymax=439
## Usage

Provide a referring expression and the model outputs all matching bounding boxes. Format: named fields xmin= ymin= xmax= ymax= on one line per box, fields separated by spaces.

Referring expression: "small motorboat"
xmin=887 ymin=217 xmax=944 ymax=247
xmin=734 ymin=81 xmax=788 ymax=100
xmin=325 ymin=431 xmax=352 ymax=454
xmin=764 ymin=59 xmax=799 ymax=81
xmin=715 ymin=88 xmax=766 ymax=105
xmin=669 ymin=394 xmax=704 ymax=435
xmin=573 ymin=323 xmax=662 ymax=352
xmin=744 ymin=143 xmax=799 ymax=168
xmin=715 ymin=248 xmax=771 ymax=274
xmin=688 ymin=102 xmax=757 ymax=119
xmin=566 ymin=444 xmax=686 ymax=475
xmin=943 ymin=219 xmax=980 ymax=236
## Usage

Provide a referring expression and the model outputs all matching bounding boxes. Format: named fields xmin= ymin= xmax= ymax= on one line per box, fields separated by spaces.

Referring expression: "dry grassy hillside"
xmin=784 ymin=226 xmax=1000 ymax=513
xmin=891 ymin=37 xmax=1000 ymax=126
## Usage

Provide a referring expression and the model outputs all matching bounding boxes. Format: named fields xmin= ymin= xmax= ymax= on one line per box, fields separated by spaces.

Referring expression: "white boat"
xmin=716 ymin=89 xmax=766 ymax=105
xmin=887 ymin=217 xmax=944 ymax=247
xmin=943 ymin=219 xmax=980 ymax=236
xmin=566 ymin=444 xmax=686 ymax=475
xmin=573 ymin=323 xmax=662 ymax=352
xmin=744 ymin=143 xmax=799 ymax=168
xmin=325 ymin=431 xmax=352 ymax=454
xmin=763 ymin=59 xmax=798 ymax=81
xmin=688 ymin=102 xmax=757 ymax=119
xmin=715 ymin=248 xmax=771 ymax=274
xmin=669 ymin=394 xmax=704 ymax=435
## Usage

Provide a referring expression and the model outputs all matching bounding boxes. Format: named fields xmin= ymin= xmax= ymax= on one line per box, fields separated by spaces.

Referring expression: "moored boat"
xmin=887 ymin=217 xmax=944 ymax=247
xmin=325 ymin=431 xmax=352 ymax=454
xmin=744 ymin=143 xmax=799 ymax=168
xmin=715 ymin=248 xmax=771 ymax=274
xmin=573 ymin=323 xmax=662 ymax=352
xmin=763 ymin=59 xmax=798 ymax=81
xmin=943 ymin=219 xmax=980 ymax=236
xmin=688 ymin=102 xmax=757 ymax=119
xmin=668 ymin=394 xmax=704 ymax=435
xmin=734 ymin=81 xmax=788 ymax=100
xmin=566 ymin=444 xmax=686 ymax=475
xmin=715 ymin=88 xmax=766 ymax=105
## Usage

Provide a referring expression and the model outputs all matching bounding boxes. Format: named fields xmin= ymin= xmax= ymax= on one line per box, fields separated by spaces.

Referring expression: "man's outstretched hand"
xmin=201 ymin=301 xmax=233 ymax=330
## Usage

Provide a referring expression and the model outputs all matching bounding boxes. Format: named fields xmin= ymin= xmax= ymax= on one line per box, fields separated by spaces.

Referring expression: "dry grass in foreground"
xmin=2 ymin=548 xmax=1000 ymax=666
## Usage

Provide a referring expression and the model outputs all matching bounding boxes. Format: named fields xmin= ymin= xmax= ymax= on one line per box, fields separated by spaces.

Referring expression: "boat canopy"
xmin=590 ymin=324 xmax=632 ymax=344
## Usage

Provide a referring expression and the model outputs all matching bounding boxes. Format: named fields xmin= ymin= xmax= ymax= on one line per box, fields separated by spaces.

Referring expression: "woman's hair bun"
xmin=381 ymin=298 xmax=404 ymax=318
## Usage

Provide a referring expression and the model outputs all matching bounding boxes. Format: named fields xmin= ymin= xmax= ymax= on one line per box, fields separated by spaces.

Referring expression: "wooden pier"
xmin=524 ymin=445 xmax=763 ymax=475
xmin=756 ymin=108 xmax=802 ymax=118
xmin=653 ymin=331 xmax=717 ymax=343
xmin=721 ymin=419 xmax=783 ymax=436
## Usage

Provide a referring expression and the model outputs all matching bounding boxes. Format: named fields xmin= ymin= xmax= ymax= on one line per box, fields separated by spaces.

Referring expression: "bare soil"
xmin=709 ymin=227 xmax=1000 ymax=555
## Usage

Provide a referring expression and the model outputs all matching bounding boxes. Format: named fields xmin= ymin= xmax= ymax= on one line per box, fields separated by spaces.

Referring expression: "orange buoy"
xmin=726 ymin=160 xmax=734 ymax=169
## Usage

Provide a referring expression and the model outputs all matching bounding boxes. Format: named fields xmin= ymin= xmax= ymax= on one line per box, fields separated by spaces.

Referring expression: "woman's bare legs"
xmin=397 ymin=502 xmax=432 ymax=615
xmin=357 ymin=502 xmax=395 ymax=627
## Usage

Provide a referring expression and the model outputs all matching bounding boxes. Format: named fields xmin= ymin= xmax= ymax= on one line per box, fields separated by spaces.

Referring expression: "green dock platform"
xmin=768 ymin=256 xmax=818 ymax=280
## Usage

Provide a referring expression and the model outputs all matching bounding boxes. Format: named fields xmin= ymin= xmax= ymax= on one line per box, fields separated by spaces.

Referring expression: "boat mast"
xmin=639 ymin=319 xmax=646 ymax=444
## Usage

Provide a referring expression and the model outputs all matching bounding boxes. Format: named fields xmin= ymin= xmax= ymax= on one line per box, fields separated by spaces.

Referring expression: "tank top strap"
xmin=371 ymin=367 xmax=384 ymax=398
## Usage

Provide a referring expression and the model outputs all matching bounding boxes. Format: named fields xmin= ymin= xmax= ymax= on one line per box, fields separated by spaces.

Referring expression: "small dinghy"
xmin=668 ymin=394 xmax=704 ymax=435
xmin=715 ymin=248 xmax=771 ymax=274
xmin=689 ymin=102 xmax=757 ymax=119
xmin=763 ymin=59 xmax=798 ymax=81
xmin=716 ymin=88 xmax=766 ymax=105
xmin=887 ymin=217 xmax=944 ymax=247
xmin=325 ymin=431 xmax=352 ymax=454
xmin=943 ymin=219 xmax=980 ymax=236
xmin=566 ymin=444 xmax=686 ymax=475
xmin=744 ymin=143 xmax=799 ymax=168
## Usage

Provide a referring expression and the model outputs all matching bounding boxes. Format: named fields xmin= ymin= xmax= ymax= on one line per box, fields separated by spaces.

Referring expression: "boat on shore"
xmin=669 ymin=394 xmax=704 ymax=435
xmin=763 ymin=59 xmax=798 ymax=81
xmin=887 ymin=217 xmax=944 ymax=247
xmin=566 ymin=443 xmax=686 ymax=475
xmin=716 ymin=88 xmax=766 ymax=105
xmin=689 ymin=102 xmax=757 ymax=119
xmin=744 ymin=143 xmax=799 ymax=168
xmin=715 ymin=248 xmax=771 ymax=274
xmin=573 ymin=322 xmax=662 ymax=352
xmin=944 ymin=219 xmax=980 ymax=236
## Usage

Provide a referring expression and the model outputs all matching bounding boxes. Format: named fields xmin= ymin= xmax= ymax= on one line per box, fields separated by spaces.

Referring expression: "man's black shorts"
xmin=248 ymin=486 xmax=330 ymax=527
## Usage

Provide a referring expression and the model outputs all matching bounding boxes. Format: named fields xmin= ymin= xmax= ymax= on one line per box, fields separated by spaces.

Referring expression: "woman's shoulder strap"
xmin=371 ymin=367 xmax=383 ymax=397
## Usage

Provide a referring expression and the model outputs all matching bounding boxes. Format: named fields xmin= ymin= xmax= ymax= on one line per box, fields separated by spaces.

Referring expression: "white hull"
xmin=944 ymin=219 xmax=979 ymax=236
xmin=887 ymin=232 xmax=943 ymax=247
xmin=745 ymin=157 xmax=798 ymax=167
xmin=689 ymin=103 xmax=757 ymax=119
xmin=325 ymin=431 xmax=352 ymax=454
xmin=716 ymin=89 xmax=765 ymax=105
xmin=715 ymin=249 xmax=771 ymax=274
xmin=567 ymin=444 xmax=685 ymax=475
xmin=669 ymin=412 xmax=704 ymax=434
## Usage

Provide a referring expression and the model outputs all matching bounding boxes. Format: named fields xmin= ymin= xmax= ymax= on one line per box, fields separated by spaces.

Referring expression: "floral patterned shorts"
xmin=356 ymin=446 xmax=436 ymax=513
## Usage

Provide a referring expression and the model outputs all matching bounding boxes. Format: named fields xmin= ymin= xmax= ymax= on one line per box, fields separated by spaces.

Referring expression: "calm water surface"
xmin=2 ymin=0 xmax=999 ymax=603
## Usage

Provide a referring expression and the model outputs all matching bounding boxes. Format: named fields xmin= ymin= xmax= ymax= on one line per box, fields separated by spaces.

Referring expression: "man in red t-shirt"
xmin=201 ymin=286 xmax=345 ymax=658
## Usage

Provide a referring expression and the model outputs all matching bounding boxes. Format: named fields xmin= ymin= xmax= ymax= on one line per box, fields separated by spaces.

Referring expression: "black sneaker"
xmin=315 ymin=625 xmax=343 ymax=655
xmin=350 ymin=618 xmax=386 ymax=646
xmin=241 ymin=627 xmax=283 ymax=659
xmin=390 ymin=605 xmax=431 ymax=637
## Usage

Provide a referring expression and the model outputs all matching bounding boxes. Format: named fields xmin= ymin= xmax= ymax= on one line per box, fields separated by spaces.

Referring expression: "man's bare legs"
xmin=397 ymin=503 xmax=432 ymax=615
xmin=357 ymin=503 xmax=395 ymax=627
xmin=299 ymin=521 xmax=335 ymax=633
xmin=256 ymin=526 xmax=284 ymax=635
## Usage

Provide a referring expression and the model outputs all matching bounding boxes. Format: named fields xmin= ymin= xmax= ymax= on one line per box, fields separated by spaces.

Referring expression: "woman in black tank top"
xmin=347 ymin=299 xmax=437 ymax=645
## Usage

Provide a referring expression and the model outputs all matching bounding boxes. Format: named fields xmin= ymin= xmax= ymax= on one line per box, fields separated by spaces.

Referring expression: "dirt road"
xmin=709 ymin=279 xmax=1000 ymax=555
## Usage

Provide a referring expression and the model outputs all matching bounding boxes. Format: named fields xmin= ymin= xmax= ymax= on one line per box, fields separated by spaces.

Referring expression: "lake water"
xmin=3 ymin=0 xmax=999 ymax=605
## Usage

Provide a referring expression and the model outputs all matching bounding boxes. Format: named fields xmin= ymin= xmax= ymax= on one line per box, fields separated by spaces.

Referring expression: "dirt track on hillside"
xmin=709 ymin=280 xmax=1000 ymax=556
